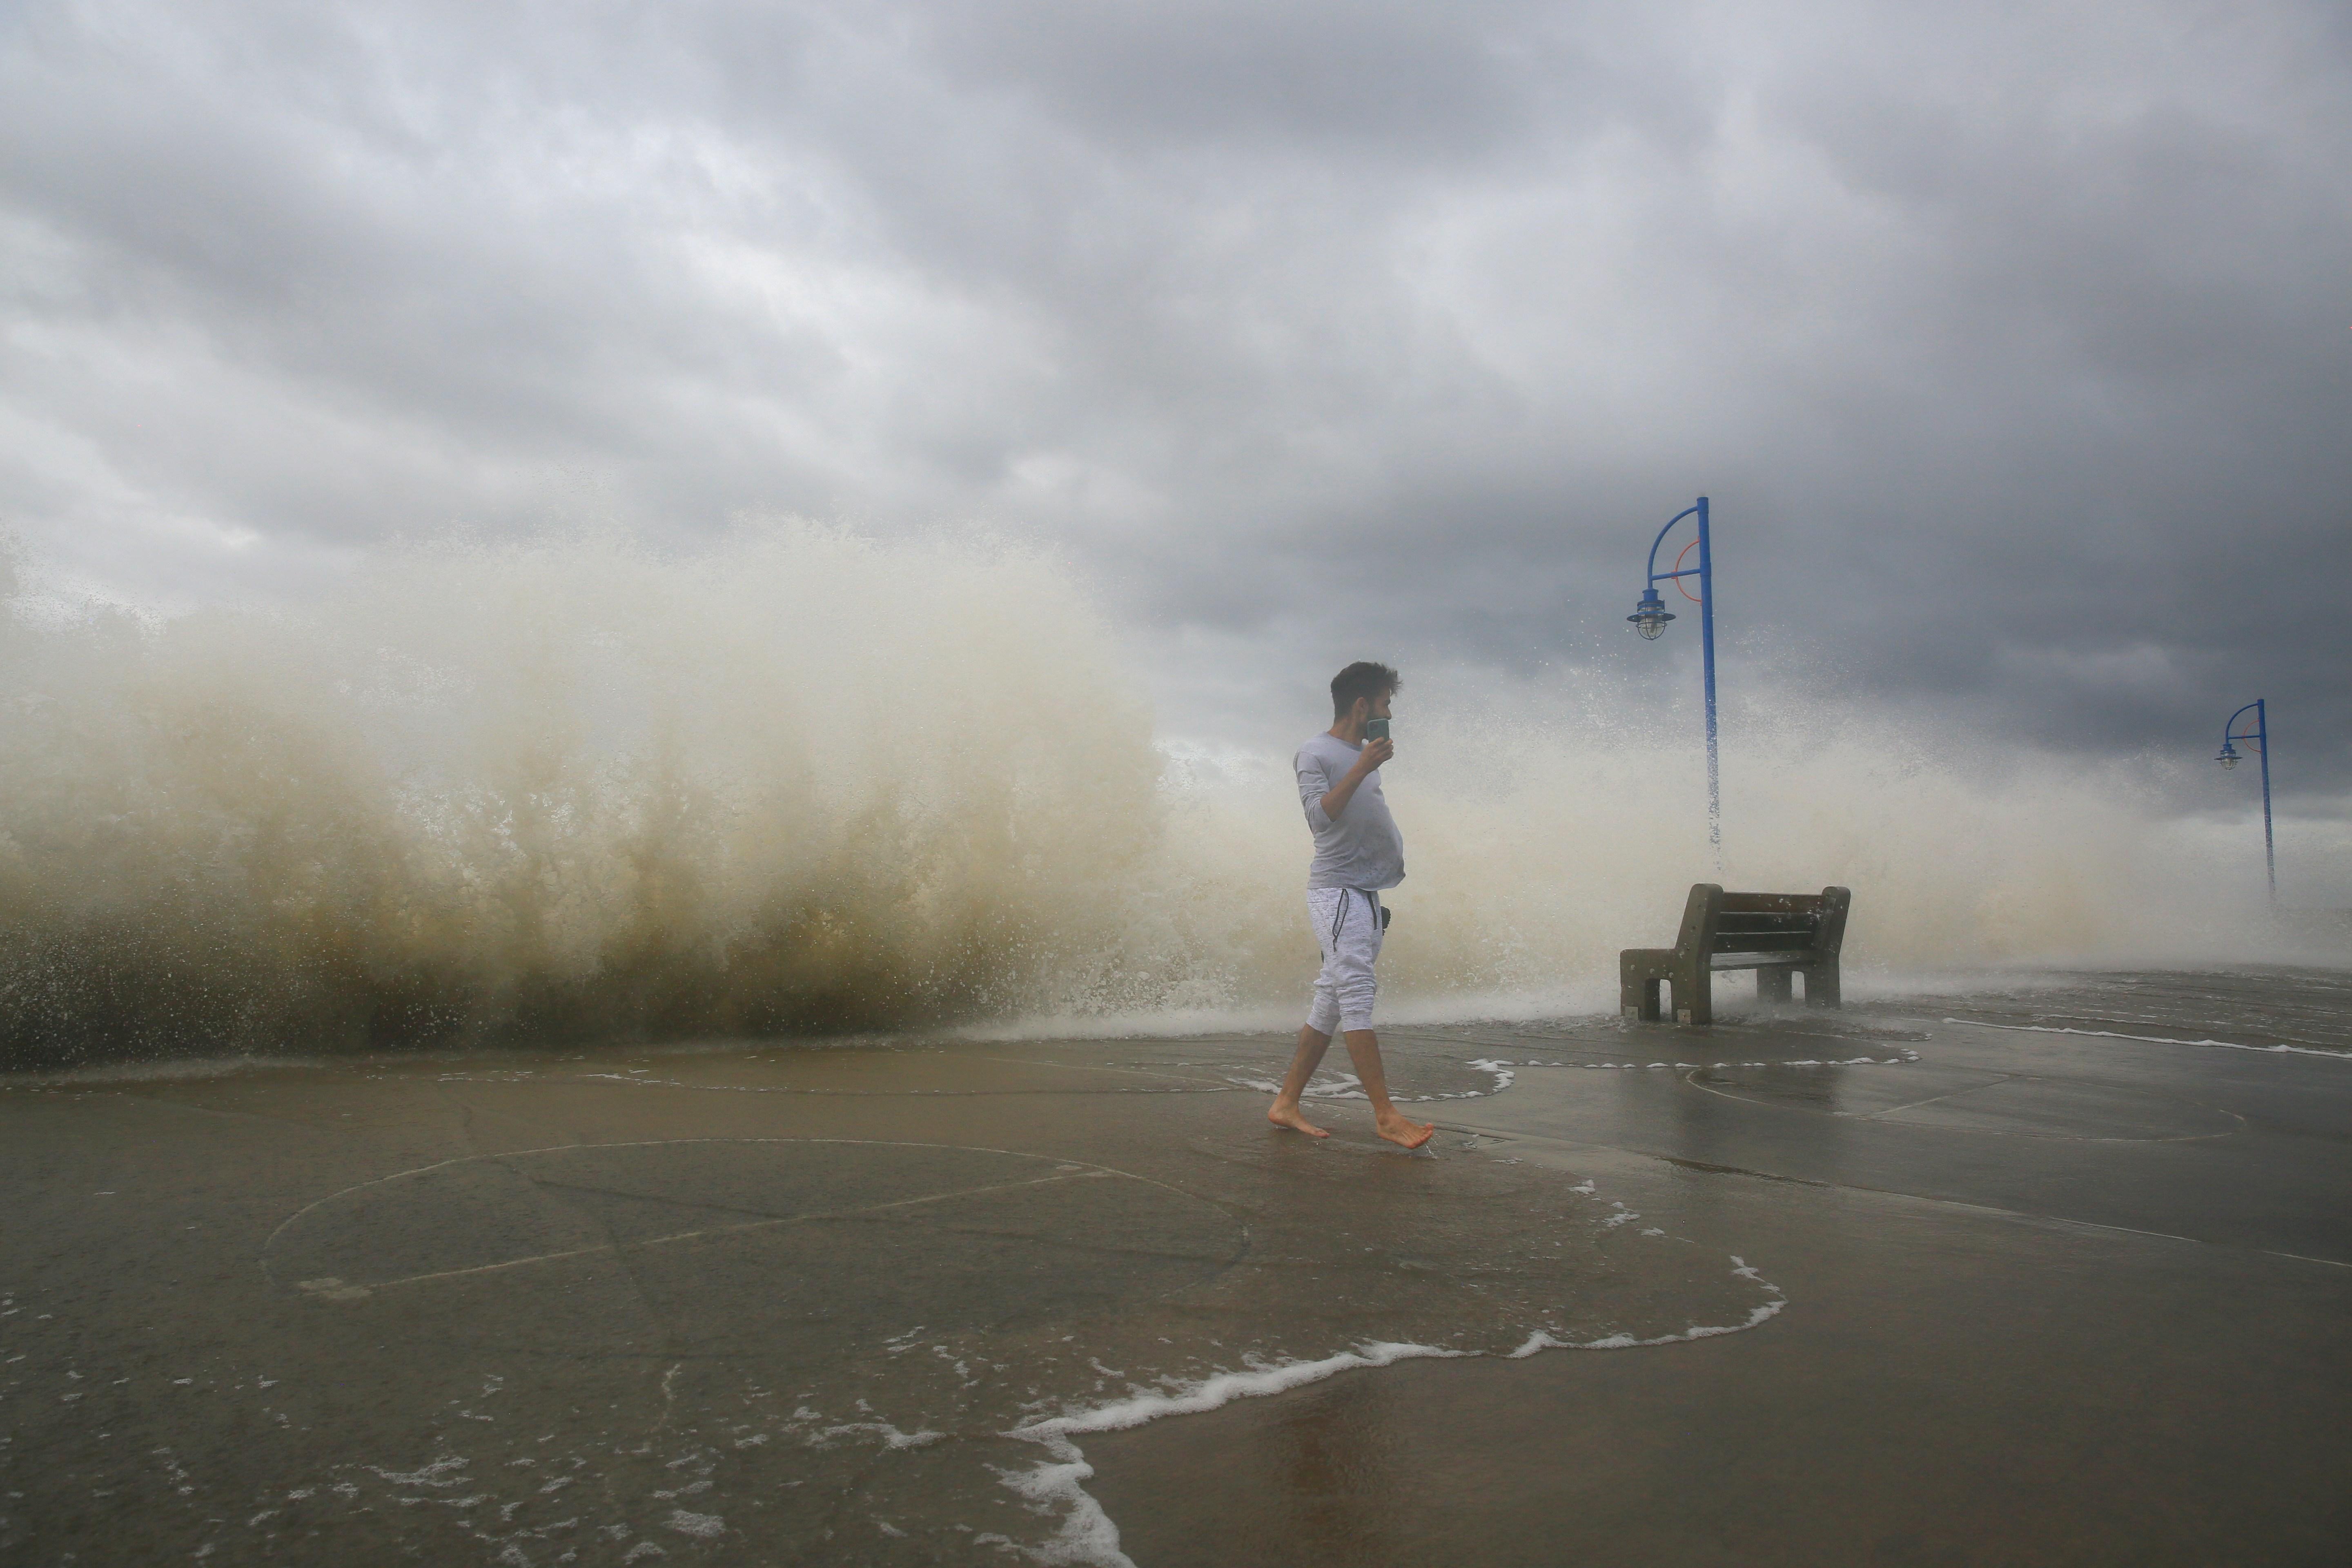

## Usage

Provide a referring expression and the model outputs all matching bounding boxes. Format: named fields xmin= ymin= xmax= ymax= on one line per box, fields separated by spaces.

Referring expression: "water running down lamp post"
xmin=2215 ymin=698 xmax=2275 ymax=905
xmin=1628 ymin=496 xmax=1720 ymax=871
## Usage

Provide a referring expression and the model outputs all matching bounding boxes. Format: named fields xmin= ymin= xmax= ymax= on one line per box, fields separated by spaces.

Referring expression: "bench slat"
xmin=1719 ymin=893 xmax=1824 ymax=914
xmin=1708 ymin=931 xmax=1817 ymax=952
xmin=1717 ymin=912 xmax=1820 ymax=934
xmin=1710 ymin=951 xmax=1812 ymax=969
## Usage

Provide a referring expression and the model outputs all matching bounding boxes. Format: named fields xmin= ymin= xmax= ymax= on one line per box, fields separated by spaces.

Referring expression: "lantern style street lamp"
xmin=1628 ymin=496 xmax=1719 ymax=868
xmin=1628 ymin=588 xmax=1673 ymax=639
xmin=2216 ymin=698 xmax=2275 ymax=904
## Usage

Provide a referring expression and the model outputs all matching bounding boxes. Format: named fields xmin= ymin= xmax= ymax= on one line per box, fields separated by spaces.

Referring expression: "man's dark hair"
xmin=1330 ymin=661 xmax=1401 ymax=720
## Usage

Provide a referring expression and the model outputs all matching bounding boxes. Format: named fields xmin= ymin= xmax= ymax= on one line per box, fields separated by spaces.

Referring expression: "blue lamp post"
xmin=1628 ymin=496 xmax=1719 ymax=869
xmin=2215 ymin=698 xmax=2275 ymax=904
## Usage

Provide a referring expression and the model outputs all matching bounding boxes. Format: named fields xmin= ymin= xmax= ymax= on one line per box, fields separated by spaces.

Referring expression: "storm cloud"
xmin=3 ymin=1 xmax=2347 ymax=844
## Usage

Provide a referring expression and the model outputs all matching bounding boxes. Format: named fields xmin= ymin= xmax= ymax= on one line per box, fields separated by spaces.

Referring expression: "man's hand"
xmin=1320 ymin=737 xmax=1393 ymax=822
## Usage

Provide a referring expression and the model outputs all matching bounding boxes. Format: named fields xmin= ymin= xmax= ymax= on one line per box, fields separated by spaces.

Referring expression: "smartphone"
xmin=1365 ymin=718 xmax=1390 ymax=742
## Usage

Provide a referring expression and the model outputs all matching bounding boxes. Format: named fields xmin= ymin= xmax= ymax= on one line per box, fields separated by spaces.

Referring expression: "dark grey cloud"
xmin=2 ymin=0 xmax=2346 ymax=819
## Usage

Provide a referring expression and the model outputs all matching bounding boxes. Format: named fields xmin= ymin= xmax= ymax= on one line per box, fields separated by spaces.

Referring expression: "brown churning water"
xmin=0 ymin=528 xmax=2283 ymax=1070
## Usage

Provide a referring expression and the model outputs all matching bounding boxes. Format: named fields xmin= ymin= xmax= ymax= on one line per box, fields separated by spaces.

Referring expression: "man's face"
xmin=1360 ymin=690 xmax=1393 ymax=724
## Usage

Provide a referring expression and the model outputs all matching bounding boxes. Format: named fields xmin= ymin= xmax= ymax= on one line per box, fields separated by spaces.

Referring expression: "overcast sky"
xmin=4 ymin=0 xmax=2347 ymax=811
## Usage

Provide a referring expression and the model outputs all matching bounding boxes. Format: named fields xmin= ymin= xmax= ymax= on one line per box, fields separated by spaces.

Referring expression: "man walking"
xmin=1267 ymin=662 xmax=1436 ymax=1150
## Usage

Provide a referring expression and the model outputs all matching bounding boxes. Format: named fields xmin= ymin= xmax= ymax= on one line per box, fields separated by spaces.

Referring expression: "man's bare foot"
xmin=1268 ymin=1102 xmax=1330 ymax=1137
xmin=1376 ymin=1111 xmax=1437 ymax=1150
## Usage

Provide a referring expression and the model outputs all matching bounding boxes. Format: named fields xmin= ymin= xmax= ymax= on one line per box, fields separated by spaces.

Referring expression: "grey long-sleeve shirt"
xmin=1295 ymin=732 xmax=1405 ymax=891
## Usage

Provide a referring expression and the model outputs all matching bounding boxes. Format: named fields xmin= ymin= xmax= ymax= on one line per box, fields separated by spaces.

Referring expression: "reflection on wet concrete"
xmin=0 ymin=1034 xmax=1762 ymax=1564
xmin=1929 ymin=966 xmax=2352 ymax=1056
xmin=1686 ymin=1062 xmax=2244 ymax=1140
xmin=1089 ymin=965 xmax=2352 ymax=1567
xmin=1 ymin=964 xmax=2347 ymax=1565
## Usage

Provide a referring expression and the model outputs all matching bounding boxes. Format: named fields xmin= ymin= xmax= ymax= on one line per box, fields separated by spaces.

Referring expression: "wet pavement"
xmin=2 ymin=966 xmax=2347 ymax=1565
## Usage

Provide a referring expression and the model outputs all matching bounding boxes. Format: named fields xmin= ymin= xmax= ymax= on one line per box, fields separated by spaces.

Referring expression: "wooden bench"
xmin=1619 ymin=884 xmax=1851 ymax=1025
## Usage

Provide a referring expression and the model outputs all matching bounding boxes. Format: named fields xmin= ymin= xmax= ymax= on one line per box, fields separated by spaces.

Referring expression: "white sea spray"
xmin=0 ymin=525 xmax=2294 ymax=1069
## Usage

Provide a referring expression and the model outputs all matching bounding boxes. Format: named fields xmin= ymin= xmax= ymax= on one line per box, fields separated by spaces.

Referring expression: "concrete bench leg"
xmin=1756 ymin=968 xmax=1794 ymax=1004
xmin=1625 ymin=952 xmax=1712 ymax=1024
xmin=1619 ymin=950 xmax=1671 ymax=1022
xmin=1623 ymin=884 xmax=1723 ymax=1026
xmin=1673 ymin=964 xmax=1712 ymax=1025
xmin=1802 ymin=962 xmax=1842 ymax=1009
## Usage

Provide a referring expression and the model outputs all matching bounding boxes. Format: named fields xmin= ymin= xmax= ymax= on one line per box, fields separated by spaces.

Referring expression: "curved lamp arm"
xmin=1645 ymin=504 xmax=1703 ymax=587
xmin=2222 ymin=700 xmax=2265 ymax=752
